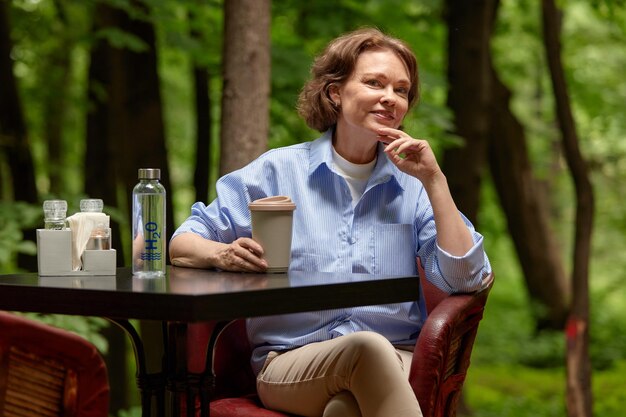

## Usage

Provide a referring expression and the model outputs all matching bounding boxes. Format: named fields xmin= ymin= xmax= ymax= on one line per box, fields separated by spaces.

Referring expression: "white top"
xmin=331 ymin=145 xmax=376 ymax=205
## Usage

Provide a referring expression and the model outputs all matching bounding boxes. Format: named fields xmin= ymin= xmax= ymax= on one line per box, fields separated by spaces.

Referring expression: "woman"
xmin=170 ymin=28 xmax=491 ymax=417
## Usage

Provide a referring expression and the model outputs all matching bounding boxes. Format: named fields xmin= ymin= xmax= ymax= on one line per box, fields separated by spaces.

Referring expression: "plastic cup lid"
xmin=248 ymin=196 xmax=296 ymax=211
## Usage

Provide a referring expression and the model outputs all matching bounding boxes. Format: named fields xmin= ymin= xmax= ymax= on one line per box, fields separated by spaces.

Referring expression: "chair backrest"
xmin=0 ymin=311 xmax=110 ymax=417
xmin=417 ymin=257 xmax=449 ymax=314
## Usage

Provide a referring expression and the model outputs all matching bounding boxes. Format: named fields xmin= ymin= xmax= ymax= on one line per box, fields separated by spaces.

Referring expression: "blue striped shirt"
xmin=172 ymin=130 xmax=491 ymax=374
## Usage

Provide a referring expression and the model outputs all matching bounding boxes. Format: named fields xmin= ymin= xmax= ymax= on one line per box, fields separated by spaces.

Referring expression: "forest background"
xmin=0 ymin=0 xmax=625 ymax=416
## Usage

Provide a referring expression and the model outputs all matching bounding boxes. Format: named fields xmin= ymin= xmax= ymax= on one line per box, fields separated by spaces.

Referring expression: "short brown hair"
xmin=297 ymin=28 xmax=419 ymax=132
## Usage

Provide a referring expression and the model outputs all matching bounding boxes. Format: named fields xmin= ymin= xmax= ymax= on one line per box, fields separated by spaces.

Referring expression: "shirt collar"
xmin=308 ymin=128 xmax=404 ymax=191
xmin=308 ymin=129 xmax=334 ymax=176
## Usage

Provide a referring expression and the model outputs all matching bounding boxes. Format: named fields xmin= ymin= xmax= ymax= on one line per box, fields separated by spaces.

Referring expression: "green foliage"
xmin=593 ymin=361 xmax=626 ymax=417
xmin=589 ymin=283 xmax=626 ymax=370
xmin=9 ymin=0 xmax=93 ymax=197
xmin=16 ymin=312 xmax=109 ymax=354
xmin=465 ymin=361 xmax=626 ymax=417
xmin=95 ymin=27 xmax=149 ymax=52
xmin=471 ymin=168 xmax=626 ymax=412
xmin=465 ymin=365 xmax=566 ymax=417
xmin=114 ymin=407 xmax=142 ymax=417
xmin=475 ymin=184 xmax=626 ymax=370
xmin=0 ymin=202 xmax=39 ymax=273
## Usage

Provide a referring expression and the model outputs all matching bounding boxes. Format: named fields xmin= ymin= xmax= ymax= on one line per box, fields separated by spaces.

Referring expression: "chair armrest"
xmin=409 ymin=274 xmax=493 ymax=417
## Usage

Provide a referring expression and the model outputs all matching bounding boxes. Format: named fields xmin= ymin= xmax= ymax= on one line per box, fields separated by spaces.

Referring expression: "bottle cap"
xmin=138 ymin=168 xmax=161 ymax=180
xmin=43 ymin=200 xmax=68 ymax=220
xmin=80 ymin=198 xmax=104 ymax=212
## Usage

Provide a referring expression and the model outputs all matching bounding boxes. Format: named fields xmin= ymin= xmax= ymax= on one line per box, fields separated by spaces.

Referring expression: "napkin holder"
xmin=37 ymin=229 xmax=116 ymax=276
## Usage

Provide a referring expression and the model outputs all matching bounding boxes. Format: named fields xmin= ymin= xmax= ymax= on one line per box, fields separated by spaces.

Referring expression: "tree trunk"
xmin=189 ymin=11 xmax=212 ymax=203
xmin=541 ymin=1 xmax=594 ymax=416
xmin=86 ymin=0 xmax=171 ymax=410
xmin=442 ymin=0 xmax=496 ymax=225
xmin=116 ymin=1 xmax=173 ymax=250
xmin=86 ymin=0 xmax=173 ymax=260
xmin=86 ymin=2 xmax=127 ymax=268
xmin=443 ymin=0 xmax=569 ymax=330
xmin=85 ymin=7 xmax=129 ymax=412
xmin=220 ymin=0 xmax=271 ymax=175
xmin=44 ymin=46 xmax=71 ymax=196
xmin=482 ymin=0 xmax=570 ymax=330
xmin=486 ymin=64 xmax=571 ymax=329
xmin=193 ymin=66 xmax=211 ymax=202
xmin=0 ymin=0 xmax=39 ymax=271
xmin=44 ymin=1 xmax=72 ymax=196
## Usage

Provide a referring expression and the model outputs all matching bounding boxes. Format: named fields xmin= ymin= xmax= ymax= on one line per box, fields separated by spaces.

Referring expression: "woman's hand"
xmin=170 ymin=233 xmax=267 ymax=272
xmin=212 ymin=238 xmax=268 ymax=272
xmin=377 ymin=127 xmax=475 ymax=256
xmin=378 ymin=127 xmax=442 ymax=185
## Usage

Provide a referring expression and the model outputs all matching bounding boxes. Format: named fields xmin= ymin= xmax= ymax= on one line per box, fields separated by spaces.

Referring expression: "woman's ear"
xmin=328 ymin=83 xmax=341 ymax=107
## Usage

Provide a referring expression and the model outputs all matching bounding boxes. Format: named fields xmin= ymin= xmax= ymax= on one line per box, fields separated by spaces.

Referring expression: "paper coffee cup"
xmin=249 ymin=196 xmax=296 ymax=273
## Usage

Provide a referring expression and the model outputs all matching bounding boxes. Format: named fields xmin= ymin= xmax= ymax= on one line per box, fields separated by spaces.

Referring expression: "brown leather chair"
xmin=0 ymin=311 xmax=110 ymax=417
xmin=185 ymin=271 xmax=494 ymax=417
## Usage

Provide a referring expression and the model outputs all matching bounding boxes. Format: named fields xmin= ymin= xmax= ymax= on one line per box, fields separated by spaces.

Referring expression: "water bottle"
xmin=132 ymin=168 xmax=166 ymax=277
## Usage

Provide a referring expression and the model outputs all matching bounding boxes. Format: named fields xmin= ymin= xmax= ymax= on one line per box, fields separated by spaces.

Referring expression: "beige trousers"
xmin=256 ymin=331 xmax=422 ymax=417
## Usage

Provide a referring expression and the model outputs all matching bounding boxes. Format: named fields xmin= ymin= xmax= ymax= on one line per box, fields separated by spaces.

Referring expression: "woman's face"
xmin=331 ymin=48 xmax=411 ymax=141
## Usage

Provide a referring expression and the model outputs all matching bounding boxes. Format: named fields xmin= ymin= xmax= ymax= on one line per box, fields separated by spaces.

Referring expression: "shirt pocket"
xmin=372 ymin=224 xmax=416 ymax=275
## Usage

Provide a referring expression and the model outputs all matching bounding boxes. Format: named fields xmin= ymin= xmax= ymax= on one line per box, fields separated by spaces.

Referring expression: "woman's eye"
xmin=395 ymin=87 xmax=409 ymax=96
xmin=366 ymin=79 xmax=381 ymax=87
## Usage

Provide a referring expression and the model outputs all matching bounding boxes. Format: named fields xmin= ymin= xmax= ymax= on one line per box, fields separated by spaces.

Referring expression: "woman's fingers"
xmin=377 ymin=127 xmax=442 ymax=181
xmin=220 ymin=238 xmax=267 ymax=272
xmin=234 ymin=238 xmax=267 ymax=270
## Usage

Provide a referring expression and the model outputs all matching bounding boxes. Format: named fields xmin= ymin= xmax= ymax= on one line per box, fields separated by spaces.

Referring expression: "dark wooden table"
xmin=0 ymin=266 xmax=420 ymax=416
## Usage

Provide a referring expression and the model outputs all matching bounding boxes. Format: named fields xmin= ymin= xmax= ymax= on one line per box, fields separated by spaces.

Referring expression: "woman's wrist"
xmin=421 ymin=170 xmax=448 ymax=195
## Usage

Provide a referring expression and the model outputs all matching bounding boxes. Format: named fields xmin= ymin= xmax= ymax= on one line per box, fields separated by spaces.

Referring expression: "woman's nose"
xmin=380 ymin=87 xmax=396 ymax=106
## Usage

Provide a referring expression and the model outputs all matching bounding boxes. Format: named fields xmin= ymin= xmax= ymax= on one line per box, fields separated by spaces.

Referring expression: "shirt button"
xmin=349 ymin=237 xmax=356 ymax=244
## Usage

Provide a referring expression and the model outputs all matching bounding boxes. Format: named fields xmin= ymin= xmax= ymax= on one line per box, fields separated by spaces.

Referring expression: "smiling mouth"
xmin=372 ymin=111 xmax=395 ymax=122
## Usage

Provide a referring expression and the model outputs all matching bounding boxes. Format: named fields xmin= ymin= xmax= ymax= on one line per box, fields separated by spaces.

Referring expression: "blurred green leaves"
xmin=0 ymin=202 xmax=39 ymax=273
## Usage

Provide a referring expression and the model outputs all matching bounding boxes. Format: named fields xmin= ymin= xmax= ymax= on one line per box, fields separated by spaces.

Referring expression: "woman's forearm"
xmin=422 ymin=173 xmax=474 ymax=257
xmin=169 ymin=232 xmax=268 ymax=272
xmin=169 ymin=232 xmax=225 ymax=269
